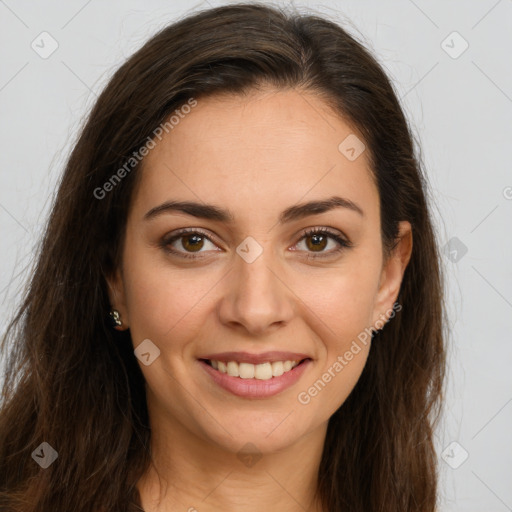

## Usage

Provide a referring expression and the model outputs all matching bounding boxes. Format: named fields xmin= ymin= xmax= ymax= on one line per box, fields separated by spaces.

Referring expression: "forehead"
xmin=132 ymin=88 xmax=379 ymax=223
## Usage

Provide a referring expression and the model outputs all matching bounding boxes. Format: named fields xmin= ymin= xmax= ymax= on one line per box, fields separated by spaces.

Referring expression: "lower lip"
xmin=198 ymin=359 xmax=312 ymax=399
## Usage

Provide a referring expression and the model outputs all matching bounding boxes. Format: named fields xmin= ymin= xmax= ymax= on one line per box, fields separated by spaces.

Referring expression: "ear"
xmin=106 ymin=268 xmax=130 ymax=330
xmin=371 ymin=221 xmax=412 ymax=326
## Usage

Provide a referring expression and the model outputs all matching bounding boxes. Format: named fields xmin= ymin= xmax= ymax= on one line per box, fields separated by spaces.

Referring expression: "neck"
xmin=137 ymin=409 xmax=328 ymax=512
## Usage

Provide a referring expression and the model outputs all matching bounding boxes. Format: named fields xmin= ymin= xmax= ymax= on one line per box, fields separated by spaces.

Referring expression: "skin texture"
xmin=107 ymin=87 xmax=412 ymax=512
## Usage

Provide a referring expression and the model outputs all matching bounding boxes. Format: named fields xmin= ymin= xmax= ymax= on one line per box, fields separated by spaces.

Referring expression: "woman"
xmin=0 ymin=3 xmax=445 ymax=511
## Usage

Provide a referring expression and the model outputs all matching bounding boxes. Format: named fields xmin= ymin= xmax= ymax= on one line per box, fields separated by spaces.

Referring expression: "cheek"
xmin=294 ymin=258 xmax=381 ymax=343
xmin=121 ymin=245 xmax=214 ymax=345
xmin=291 ymin=258 xmax=379 ymax=411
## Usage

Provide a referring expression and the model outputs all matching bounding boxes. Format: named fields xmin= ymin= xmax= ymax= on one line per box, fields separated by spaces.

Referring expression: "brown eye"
xmin=304 ymin=233 xmax=328 ymax=252
xmin=181 ymin=233 xmax=205 ymax=252
xmin=294 ymin=228 xmax=352 ymax=258
xmin=161 ymin=229 xmax=219 ymax=259
xmin=161 ymin=227 xmax=352 ymax=261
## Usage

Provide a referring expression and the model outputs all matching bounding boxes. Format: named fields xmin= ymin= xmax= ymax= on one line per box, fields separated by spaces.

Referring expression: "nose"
xmin=217 ymin=247 xmax=295 ymax=336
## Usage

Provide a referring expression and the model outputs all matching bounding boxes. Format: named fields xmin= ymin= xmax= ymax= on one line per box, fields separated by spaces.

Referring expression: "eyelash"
xmin=160 ymin=227 xmax=352 ymax=260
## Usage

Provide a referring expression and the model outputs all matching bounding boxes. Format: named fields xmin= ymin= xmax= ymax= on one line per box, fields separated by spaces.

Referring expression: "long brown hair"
xmin=0 ymin=3 xmax=446 ymax=511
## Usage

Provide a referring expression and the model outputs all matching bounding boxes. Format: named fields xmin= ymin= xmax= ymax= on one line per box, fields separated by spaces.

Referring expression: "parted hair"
xmin=0 ymin=3 xmax=445 ymax=511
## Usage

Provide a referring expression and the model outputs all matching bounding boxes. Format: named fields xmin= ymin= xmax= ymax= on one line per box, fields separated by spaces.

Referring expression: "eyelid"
xmin=297 ymin=226 xmax=350 ymax=244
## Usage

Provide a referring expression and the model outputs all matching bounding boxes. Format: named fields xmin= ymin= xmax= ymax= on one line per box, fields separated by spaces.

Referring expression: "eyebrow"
xmin=143 ymin=195 xmax=364 ymax=223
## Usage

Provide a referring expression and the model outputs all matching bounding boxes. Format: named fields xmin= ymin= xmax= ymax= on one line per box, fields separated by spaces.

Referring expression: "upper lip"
xmin=199 ymin=351 xmax=311 ymax=364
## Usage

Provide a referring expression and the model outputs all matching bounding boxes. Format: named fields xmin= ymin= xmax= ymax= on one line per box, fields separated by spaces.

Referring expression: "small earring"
xmin=109 ymin=309 xmax=122 ymax=328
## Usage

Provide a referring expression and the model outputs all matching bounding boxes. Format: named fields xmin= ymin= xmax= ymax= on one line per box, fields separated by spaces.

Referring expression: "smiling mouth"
xmin=200 ymin=358 xmax=310 ymax=381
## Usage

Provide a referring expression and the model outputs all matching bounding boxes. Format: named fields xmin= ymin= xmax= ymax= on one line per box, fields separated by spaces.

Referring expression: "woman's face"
xmin=108 ymin=87 xmax=411 ymax=456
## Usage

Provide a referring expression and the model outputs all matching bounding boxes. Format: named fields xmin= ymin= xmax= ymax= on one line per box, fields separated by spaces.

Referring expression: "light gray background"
xmin=1 ymin=1 xmax=511 ymax=510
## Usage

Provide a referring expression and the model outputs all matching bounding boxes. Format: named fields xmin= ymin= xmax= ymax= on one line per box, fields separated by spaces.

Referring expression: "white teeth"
xmin=254 ymin=362 xmax=272 ymax=380
xmin=226 ymin=361 xmax=239 ymax=377
xmin=271 ymin=361 xmax=284 ymax=377
xmin=209 ymin=359 xmax=301 ymax=380
xmin=239 ymin=362 xmax=255 ymax=379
